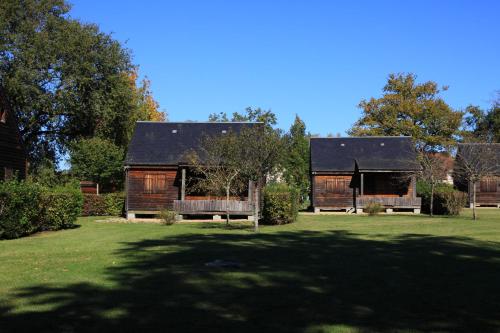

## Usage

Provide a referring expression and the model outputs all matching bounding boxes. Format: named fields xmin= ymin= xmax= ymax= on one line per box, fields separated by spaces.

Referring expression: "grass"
xmin=1 ymin=209 xmax=500 ymax=332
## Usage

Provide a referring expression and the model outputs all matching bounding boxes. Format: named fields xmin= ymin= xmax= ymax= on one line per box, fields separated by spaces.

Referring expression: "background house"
xmin=0 ymin=87 xmax=27 ymax=180
xmin=124 ymin=121 xmax=258 ymax=219
xmin=456 ymin=143 xmax=500 ymax=208
xmin=310 ymin=137 xmax=421 ymax=213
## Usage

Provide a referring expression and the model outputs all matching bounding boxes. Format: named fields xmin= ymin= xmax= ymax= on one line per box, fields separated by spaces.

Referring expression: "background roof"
xmin=310 ymin=137 xmax=419 ymax=172
xmin=125 ymin=122 xmax=259 ymax=166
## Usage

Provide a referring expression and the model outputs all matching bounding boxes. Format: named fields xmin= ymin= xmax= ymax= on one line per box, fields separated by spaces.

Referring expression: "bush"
xmin=103 ymin=192 xmax=125 ymax=216
xmin=262 ymin=183 xmax=299 ymax=225
xmin=40 ymin=186 xmax=83 ymax=230
xmin=82 ymin=193 xmax=125 ymax=216
xmin=417 ymin=180 xmax=466 ymax=215
xmin=159 ymin=209 xmax=177 ymax=225
xmin=365 ymin=202 xmax=383 ymax=216
xmin=442 ymin=191 xmax=467 ymax=216
xmin=82 ymin=194 xmax=107 ymax=216
xmin=0 ymin=180 xmax=42 ymax=239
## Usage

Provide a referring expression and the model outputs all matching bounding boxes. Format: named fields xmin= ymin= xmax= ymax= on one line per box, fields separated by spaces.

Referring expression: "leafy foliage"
xmin=159 ymin=209 xmax=177 ymax=225
xmin=417 ymin=180 xmax=466 ymax=216
xmin=69 ymin=138 xmax=124 ymax=190
xmin=462 ymin=96 xmax=500 ymax=143
xmin=0 ymin=0 xmax=164 ymax=166
xmin=364 ymin=202 xmax=383 ymax=216
xmin=40 ymin=186 xmax=83 ymax=230
xmin=262 ymin=183 xmax=299 ymax=225
xmin=0 ymin=180 xmax=42 ymax=239
xmin=82 ymin=193 xmax=124 ymax=217
xmin=282 ymin=115 xmax=310 ymax=204
xmin=349 ymin=73 xmax=463 ymax=151
xmin=0 ymin=180 xmax=83 ymax=239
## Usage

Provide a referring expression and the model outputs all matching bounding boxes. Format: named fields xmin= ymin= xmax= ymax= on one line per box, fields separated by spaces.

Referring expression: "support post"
xmin=360 ymin=173 xmax=364 ymax=196
xmin=314 ymin=207 xmax=320 ymax=214
xmin=127 ymin=212 xmax=135 ymax=219
xmin=412 ymin=174 xmax=417 ymax=198
xmin=181 ymin=168 xmax=186 ymax=200
xmin=248 ymin=180 xmax=254 ymax=203
xmin=414 ymin=208 xmax=421 ymax=214
xmin=386 ymin=208 xmax=393 ymax=214
xmin=213 ymin=215 xmax=221 ymax=220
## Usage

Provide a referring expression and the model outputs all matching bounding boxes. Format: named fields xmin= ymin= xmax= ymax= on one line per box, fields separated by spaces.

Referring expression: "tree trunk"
xmin=226 ymin=185 xmax=230 ymax=225
xmin=430 ymin=182 xmax=434 ymax=217
xmin=472 ymin=181 xmax=477 ymax=221
xmin=254 ymin=180 xmax=260 ymax=232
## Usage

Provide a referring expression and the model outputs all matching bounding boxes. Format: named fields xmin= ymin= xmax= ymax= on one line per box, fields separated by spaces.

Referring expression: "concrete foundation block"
xmin=213 ymin=215 xmax=221 ymax=220
xmin=126 ymin=212 xmax=135 ymax=219
xmin=314 ymin=207 xmax=321 ymax=214
xmin=386 ymin=208 xmax=393 ymax=214
xmin=356 ymin=208 xmax=363 ymax=214
xmin=247 ymin=215 xmax=255 ymax=221
xmin=414 ymin=208 xmax=421 ymax=214
xmin=469 ymin=203 xmax=474 ymax=209
xmin=175 ymin=214 xmax=183 ymax=221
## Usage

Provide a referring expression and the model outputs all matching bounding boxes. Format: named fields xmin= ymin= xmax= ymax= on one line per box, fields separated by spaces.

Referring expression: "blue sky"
xmin=69 ymin=0 xmax=500 ymax=136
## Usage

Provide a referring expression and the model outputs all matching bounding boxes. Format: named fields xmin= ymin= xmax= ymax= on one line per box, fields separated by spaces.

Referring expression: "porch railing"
xmin=173 ymin=200 xmax=254 ymax=214
xmin=356 ymin=196 xmax=421 ymax=208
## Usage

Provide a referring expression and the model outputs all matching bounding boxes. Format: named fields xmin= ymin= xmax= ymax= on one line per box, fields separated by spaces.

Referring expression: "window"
xmin=325 ymin=179 xmax=348 ymax=194
xmin=480 ymin=178 xmax=497 ymax=192
xmin=143 ymin=174 xmax=167 ymax=194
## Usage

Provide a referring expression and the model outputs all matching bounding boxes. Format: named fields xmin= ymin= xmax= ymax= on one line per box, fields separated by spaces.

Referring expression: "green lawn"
xmin=1 ymin=210 xmax=500 ymax=332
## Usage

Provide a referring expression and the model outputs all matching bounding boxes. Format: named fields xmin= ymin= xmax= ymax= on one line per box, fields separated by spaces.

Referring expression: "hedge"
xmin=40 ymin=186 xmax=83 ymax=230
xmin=82 ymin=192 xmax=125 ymax=216
xmin=0 ymin=180 xmax=83 ymax=239
xmin=417 ymin=180 xmax=466 ymax=216
xmin=262 ymin=183 xmax=299 ymax=225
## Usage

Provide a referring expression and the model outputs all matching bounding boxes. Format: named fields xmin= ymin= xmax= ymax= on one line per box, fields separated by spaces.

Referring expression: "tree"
xmin=69 ymin=138 xmax=124 ymax=191
xmin=282 ymin=115 xmax=310 ymax=204
xmin=349 ymin=73 xmax=463 ymax=152
xmin=455 ymin=143 xmax=499 ymax=220
xmin=418 ymin=153 xmax=449 ymax=216
xmin=0 ymin=0 xmax=164 ymax=167
xmin=462 ymin=95 xmax=500 ymax=143
xmin=187 ymin=125 xmax=282 ymax=231
xmin=186 ymin=131 xmax=247 ymax=225
xmin=209 ymin=107 xmax=277 ymax=128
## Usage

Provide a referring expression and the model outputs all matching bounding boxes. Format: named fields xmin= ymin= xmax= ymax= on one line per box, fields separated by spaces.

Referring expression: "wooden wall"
xmin=312 ymin=172 xmax=415 ymax=209
xmin=127 ymin=168 xmax=179 ymax=211
xmin=0 ymin=96 xmax=26 ymax=180
xmin=312 ymin=174 xmax=354 ymax=208
xmin=471 ymin=176 xmax=500 ymax=206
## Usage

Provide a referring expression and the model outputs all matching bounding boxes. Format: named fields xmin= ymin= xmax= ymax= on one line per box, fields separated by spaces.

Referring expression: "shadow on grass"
xmin=1 ymin=230 xmax=500 ymax=332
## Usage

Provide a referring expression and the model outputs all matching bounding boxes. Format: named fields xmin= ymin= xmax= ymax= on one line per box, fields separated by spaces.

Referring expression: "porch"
xmin=356 ymin=196 xmax=422 ymax=209
xmin=173 ymin=199 xmax=254 ymax=216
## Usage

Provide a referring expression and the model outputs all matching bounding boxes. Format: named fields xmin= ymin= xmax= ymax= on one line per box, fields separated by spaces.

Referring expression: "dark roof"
xmin=310 ymin=136 xmax=419 ymax=172
xmin=457 ymin=143 xmax=500 ymax=174
xmin=125 ymin=122 xmax=260 ymax=166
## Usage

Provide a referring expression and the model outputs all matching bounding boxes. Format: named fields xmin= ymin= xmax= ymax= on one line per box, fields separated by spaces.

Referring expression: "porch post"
xmin=181 ymin=168 xmax=186 ymax=200
xmin=360 ymin=173 xmax=364 ymax=196
xmin=412 ymin=174 xmax=417 ymax=198
xmin=248 ymin=180 xmax=254 ymax=203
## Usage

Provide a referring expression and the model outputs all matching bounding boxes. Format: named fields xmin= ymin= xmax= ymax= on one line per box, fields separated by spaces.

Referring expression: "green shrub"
xmin=365 ymin=202 xmax=383 ymax=216
xmin=82 ymin=194 xmax=107 ymax=216
xmin=159 ymin=209 xmax=177 ymax=225
xmin=103 ymin=192 xmax=125 ymax=216
xmin=0 ymin=180 xmax=42 ymax=239
xmin=417 ymin=180 xmax=466 ymax=215
xmin=40 ymin=186 xmax=83 ymax=230
xmin=82 ymin=193 xmax=125 ymax=216
xmin=262 ymin=183 xmax=299 ymax=225
xmin=442 ymin=191 xmax=467 ymax=216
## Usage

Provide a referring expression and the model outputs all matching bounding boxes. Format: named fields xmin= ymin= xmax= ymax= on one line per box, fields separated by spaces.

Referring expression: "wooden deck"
xmin=173 ymin=200 xmax=254 ymax=215
xmin=356 ymin=196 xmax=422 ymax=208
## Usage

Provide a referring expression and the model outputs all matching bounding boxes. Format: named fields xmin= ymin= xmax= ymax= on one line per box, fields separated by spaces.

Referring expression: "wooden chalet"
xmin=124 ymin=121 xmax=259 ymax=219
xmin=456 ymin=143 xmax=500 ymax=208
xmin=310 ymin=137 xmax=421 ymax=213
xmin=0 ymin=87 xmax=27 ymax=180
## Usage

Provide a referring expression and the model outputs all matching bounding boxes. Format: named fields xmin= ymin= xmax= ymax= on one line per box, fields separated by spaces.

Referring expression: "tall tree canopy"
xmin=348 ymin=73 xmax=463 ymax=151
xmin=0 ymin=0 xmax=164 ymax=166
xmin=282 ymin=115 xmax=310 ymax=202
xmin=209 ymin=107 xmax=277 ymax=128
xmin=462 ymin=95 xmax=500 ymax=143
